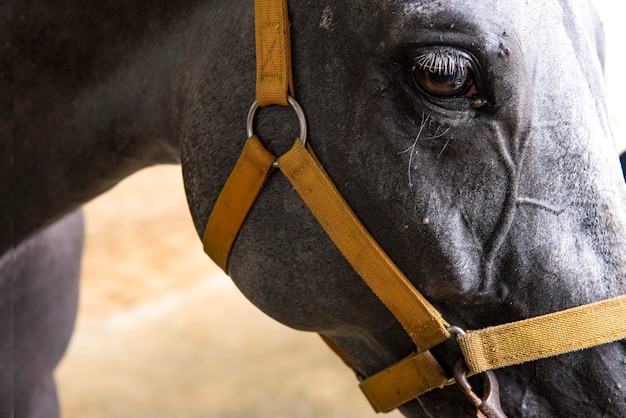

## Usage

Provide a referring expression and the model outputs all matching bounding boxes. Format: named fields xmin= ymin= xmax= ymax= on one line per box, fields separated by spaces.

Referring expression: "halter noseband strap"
xmin=203 ymin=0 xmax=626 ymax=414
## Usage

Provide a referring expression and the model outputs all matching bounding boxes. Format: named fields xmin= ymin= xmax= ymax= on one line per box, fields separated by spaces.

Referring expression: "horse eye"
xmin=411 ymin=48 xmax=476 ymax=99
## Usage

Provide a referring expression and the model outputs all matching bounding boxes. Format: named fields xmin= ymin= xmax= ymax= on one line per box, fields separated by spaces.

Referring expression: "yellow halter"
xmin=203 ymin=0 xmax=626 ymax=415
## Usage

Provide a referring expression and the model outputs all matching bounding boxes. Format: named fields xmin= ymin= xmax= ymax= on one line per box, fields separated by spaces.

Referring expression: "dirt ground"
xmin=55 ymin=165 xmax=403 ymax=418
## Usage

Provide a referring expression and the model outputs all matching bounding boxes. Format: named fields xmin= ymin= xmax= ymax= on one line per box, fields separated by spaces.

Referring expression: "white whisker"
xmin=423 ymin=126 xmax=452 ymax=141
xmin=399 ymin=113 xmax=430 ymax=188
xmin=437 ymin=133 xmax=453 ymax=161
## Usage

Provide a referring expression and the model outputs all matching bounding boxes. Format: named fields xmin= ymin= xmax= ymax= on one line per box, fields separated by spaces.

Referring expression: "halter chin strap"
xmin=203 ymin=0 xmax=626 ymax=414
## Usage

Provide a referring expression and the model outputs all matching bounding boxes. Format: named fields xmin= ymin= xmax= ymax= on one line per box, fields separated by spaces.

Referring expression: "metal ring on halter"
xmin=443 ymin=325 xmax=467 ymax=386
xmin=246 ymin=95 xmax=307 ymax=146
xmin=447 ymin=326 xmax=466 ymax=336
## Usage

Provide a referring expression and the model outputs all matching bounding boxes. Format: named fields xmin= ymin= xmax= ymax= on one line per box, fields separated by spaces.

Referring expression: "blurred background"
xmin=55 ymin=2 xmax=625 ymax=417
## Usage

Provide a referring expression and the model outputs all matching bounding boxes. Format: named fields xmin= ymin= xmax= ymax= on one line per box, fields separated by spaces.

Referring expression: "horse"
xmin=0 ymin=211 xmax=83 ymax=418
xmin=4 ymin=0 xmax=626 ymax=417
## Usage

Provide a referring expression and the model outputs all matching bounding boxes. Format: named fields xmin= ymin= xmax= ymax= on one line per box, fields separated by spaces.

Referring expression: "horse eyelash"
xmin=414 ymin=50 xmax=472 ymax=74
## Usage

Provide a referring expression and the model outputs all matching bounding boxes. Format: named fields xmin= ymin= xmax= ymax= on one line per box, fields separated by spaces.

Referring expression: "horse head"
xmin=181 ymin=0 xmax=626 ymax=416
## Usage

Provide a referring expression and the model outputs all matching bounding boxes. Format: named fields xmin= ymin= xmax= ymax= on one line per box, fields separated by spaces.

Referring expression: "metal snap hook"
xmin=246 ymin=95 xmax=307 ymax=145
xmin=453 ymin=358 xmax=508 ymax=418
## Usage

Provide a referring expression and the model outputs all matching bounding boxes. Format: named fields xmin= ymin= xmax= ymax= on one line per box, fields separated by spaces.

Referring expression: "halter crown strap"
xmin=255 ymin=0 xmax=293 ymax=106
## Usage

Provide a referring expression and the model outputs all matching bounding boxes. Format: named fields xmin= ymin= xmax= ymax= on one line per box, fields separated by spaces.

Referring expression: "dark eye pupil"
xmin=430 ymin=70 xmax=464 ymax=86
xmin=413 ymin=67 xmax=471 ymax=97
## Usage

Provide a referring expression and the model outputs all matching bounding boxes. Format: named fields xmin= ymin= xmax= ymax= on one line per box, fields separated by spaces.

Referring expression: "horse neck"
xmin=5 ymin=1 xmax=231 ymax=252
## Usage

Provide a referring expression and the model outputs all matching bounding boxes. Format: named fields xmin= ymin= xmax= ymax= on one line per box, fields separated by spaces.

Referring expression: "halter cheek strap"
xmin=203 ymin=136 xmax=275 ymax=270
xmin=204 ymin=134 xmax=452 ymax=353
xmin=203 ymin=0 xmax=626 ymax=414
xmin=204 ymin=134 xmax=452 ymax=413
